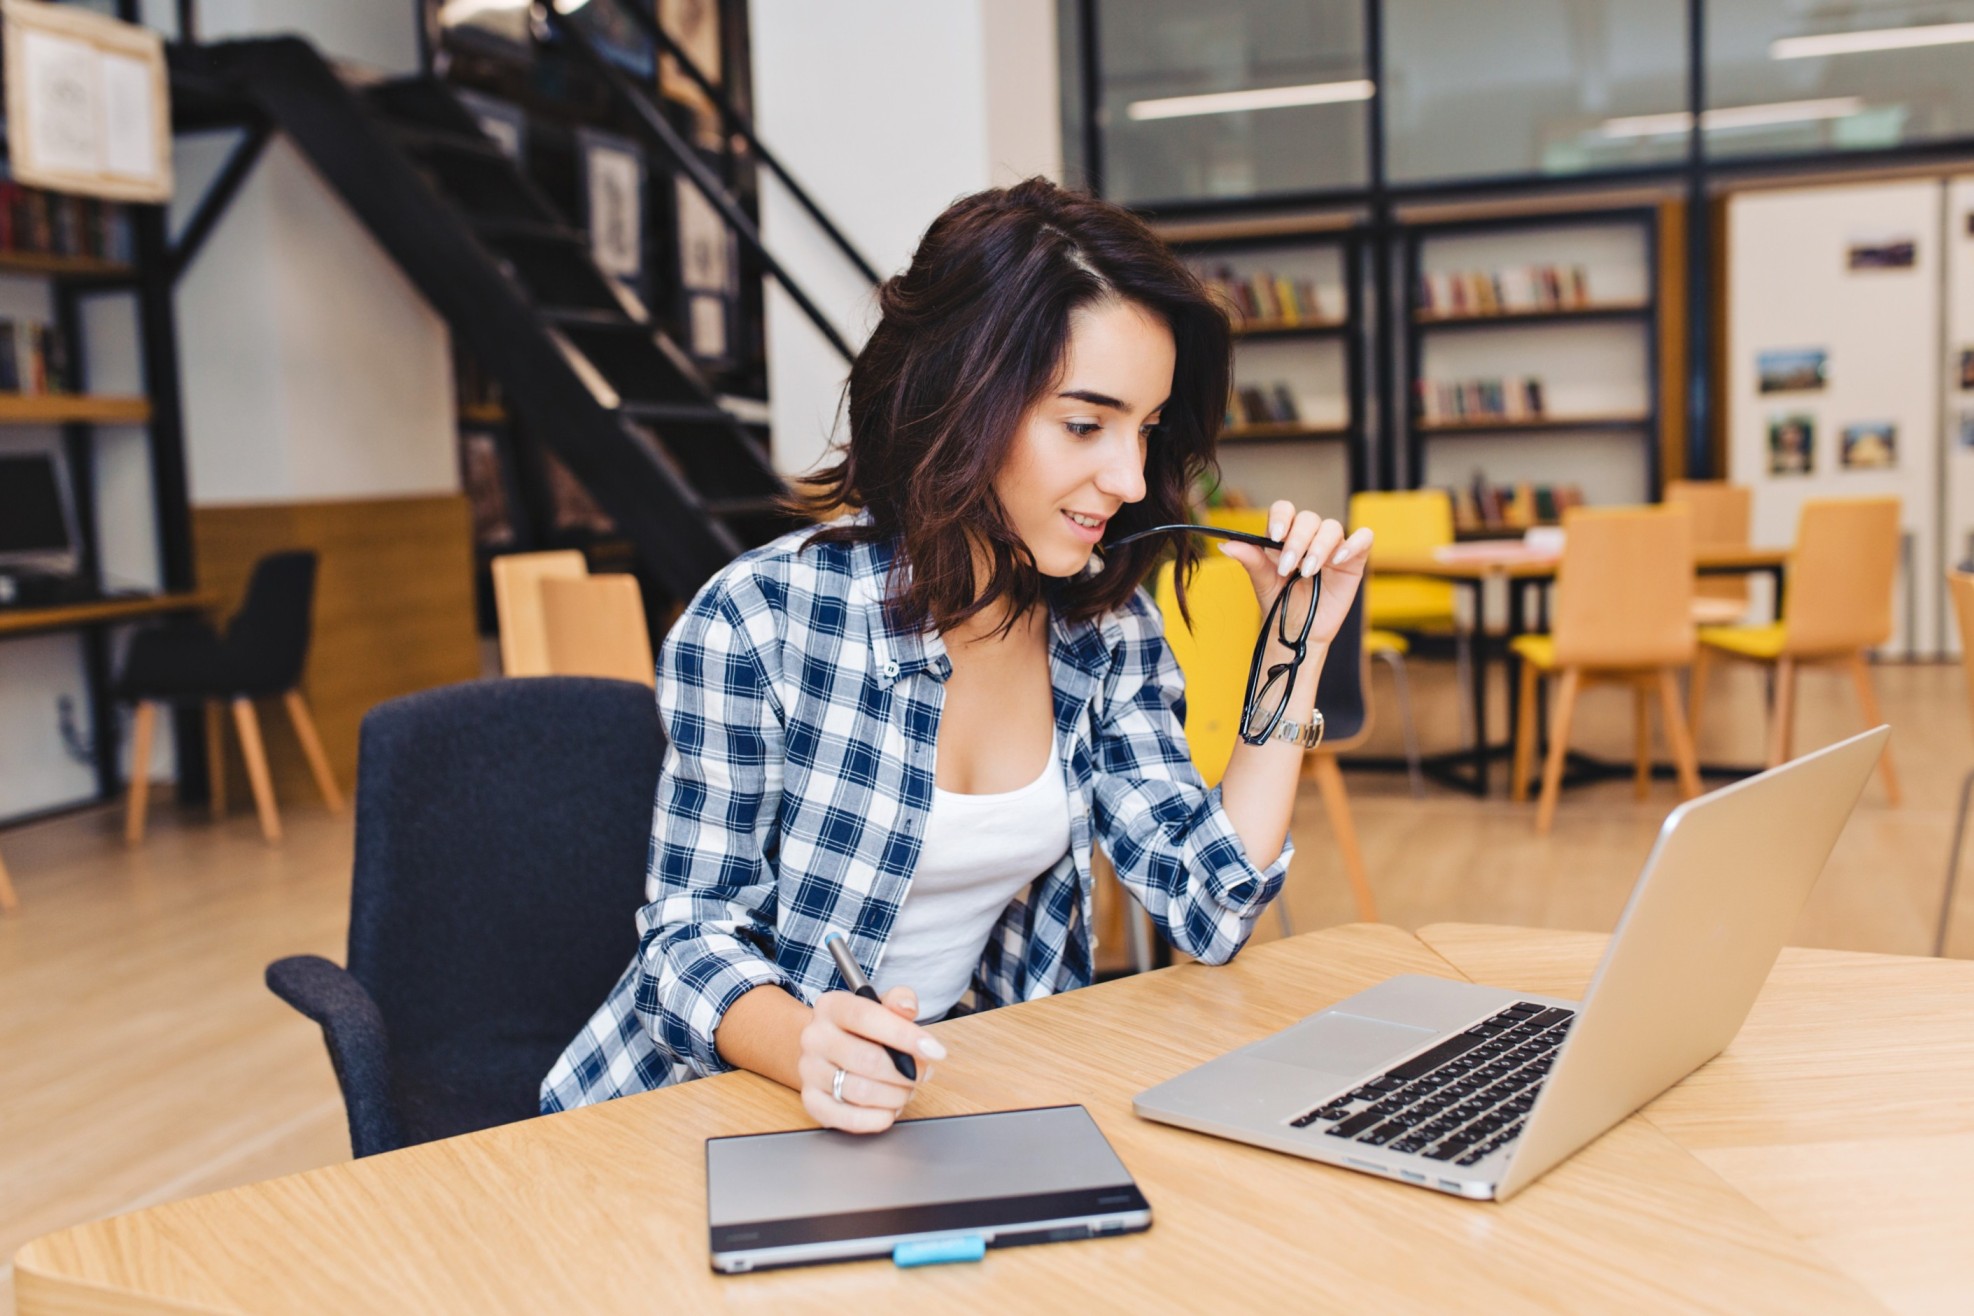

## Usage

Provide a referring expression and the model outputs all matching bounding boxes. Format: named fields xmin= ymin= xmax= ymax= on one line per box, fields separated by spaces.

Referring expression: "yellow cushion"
xmin=1366 ymin=628 xmax=1409 ymax=656
xmin=1698 ymin=622 xmax=1787 ymax=661
xmin=1508 ymin=633 xmax=1556 ymax=670
xmin=1367 ymin=577 xmax=1457 ymax=630
xmin=1154 ymin=555 xmax=1261 ymax=790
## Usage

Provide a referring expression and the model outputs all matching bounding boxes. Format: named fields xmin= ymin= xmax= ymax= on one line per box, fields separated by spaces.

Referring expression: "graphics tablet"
xmin=706 ymin=1104 xmax=1152 ymax=1273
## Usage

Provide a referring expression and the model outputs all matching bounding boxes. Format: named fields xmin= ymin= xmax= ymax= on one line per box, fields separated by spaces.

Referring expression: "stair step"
xmin=543 ymin=306 xmax=645 ymax=331
xmin=618 ymin=400 xmax=731 ymax=424
xmin=386 ymin=122 xmax=508 ymax=160
xmin=472 ymin=217 xmax=588 ymax=245
xmin=364 ymin=79 xmax=485 ymax=136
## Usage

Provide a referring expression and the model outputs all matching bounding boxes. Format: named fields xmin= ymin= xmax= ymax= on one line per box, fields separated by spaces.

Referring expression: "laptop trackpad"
xmin=1244 ymin=1011 xmax=1437 ymax=1077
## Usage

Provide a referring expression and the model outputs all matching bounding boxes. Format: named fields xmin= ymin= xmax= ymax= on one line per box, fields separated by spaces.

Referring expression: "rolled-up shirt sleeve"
xmin=633 ymin=581 xmax=791 ymax=1077
xmin=1090 ymin=589 xmax=1293 ymax=964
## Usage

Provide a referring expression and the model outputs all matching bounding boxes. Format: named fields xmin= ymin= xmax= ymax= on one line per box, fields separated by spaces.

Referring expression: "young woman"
xmin=542 ymin=178 xmax=1372 ymax=1131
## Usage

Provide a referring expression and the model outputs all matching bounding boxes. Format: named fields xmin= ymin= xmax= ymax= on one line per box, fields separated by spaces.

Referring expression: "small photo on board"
xmin=1960 ymin=348 xmax=1974 ymax=390
xmin=1846 ymin=233 xmax=1917 ymax=270
xmin=1958 ymin=411 xmax=1974 ymax=448
xmin=1840 ymin=421 xmax=1897 ymax=470
xmin=1758 ymin=347 xmax=1827 ymax=394
xmin=1767 ymin=414 xmax=1815 ymax=476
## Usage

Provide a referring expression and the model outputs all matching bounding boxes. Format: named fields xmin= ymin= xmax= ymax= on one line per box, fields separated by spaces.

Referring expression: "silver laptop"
xmin=1134 ymin=725 xmax=1888 ymax=1202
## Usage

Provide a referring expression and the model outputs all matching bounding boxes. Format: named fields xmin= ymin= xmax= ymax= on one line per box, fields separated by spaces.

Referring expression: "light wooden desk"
xmin=1369 ymin=547 xmax=1790 ymax=795
xmin=17 ymin=923 xmax=1968 ymax=1314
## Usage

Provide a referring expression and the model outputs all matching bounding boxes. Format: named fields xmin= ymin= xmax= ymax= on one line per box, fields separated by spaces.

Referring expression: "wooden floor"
xmin=2 ymin=656 xmax=1968 ymax=1310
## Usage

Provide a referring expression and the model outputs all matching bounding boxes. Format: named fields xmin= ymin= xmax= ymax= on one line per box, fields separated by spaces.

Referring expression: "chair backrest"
xmin=1665 ymin=479 xmax=1751 ymax=605
xmin=541 ymin=575 xmax=657 ymax=686
xmin=1950 ymin=572 xmax=1974 ymax=734
xmin=345 ymin=677 xmax=659 ymax=1083
xmin=1783 ymin=496 xmax=1901 ymax=656
xmin=223 ymin=550 xmax=318 ymax=694
xmin=1552 ymin=505 xmax=1695 ymax=669
xmin=1349 ymin=490 xmax=1457 ymax=626
xmin=492 ymin=550 xmax=588 ymax=676
xmin=1155 ymin=554 xmax=1370 ymax=787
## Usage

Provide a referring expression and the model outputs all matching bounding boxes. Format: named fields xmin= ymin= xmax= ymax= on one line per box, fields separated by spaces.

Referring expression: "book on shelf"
xmin=1226 ymin=381 xmax=1303 ymax=429
xmin=1418 ymin=264 xmax=1592 ymax=316
xmin=1202 ymin=264 xmax=1335 ymax=326
xmin=1450 ymin=476 xmax=1583 ymax=534
xmin=0 ymin=318 xmax=74 ymax=394
xmin=0 ymin=175 xmax=135 ymax=264
xmin=1416 ymin=376 xmax=1544 ymax=423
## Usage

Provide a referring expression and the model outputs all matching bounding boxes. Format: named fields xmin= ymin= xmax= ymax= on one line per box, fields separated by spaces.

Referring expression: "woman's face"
xmin=995 ymin=298 xmax=1175 ymax=578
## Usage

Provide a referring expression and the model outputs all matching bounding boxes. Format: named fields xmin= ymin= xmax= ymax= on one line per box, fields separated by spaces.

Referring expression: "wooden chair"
xmin=1510 ymin=505 xmax=1702 ymax=835
xmin=0 ymin=847 xmax=16 ymax=914
xmin=1689 ymin=495 xmax=1900 ymax=804
xmin=491 ymin=551 xmax=655 ymax=686
xmin=1156 ymin=553 xmax=1380 ymax=929
xmin=1665 ymin=479 xmax=1753 ymax=626
xmin=1940 ymin=571 xmax=1974 ymax=956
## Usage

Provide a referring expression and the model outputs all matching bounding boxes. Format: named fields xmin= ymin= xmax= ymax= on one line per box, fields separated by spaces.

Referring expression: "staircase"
xmin=173 ymin=37 xmax=794 ymax=604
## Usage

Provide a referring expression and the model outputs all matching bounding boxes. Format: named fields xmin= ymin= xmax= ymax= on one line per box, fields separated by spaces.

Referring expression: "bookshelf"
xmin=1402 ymin=208 xmax=1662 ymax=534
xmin=1163 ymin=223 xmax=1365 ymax=517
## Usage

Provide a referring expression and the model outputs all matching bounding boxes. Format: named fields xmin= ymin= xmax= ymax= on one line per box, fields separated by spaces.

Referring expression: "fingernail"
xmin=1301 ymin=554 xmax=1320 ymax=577
xmin=1219 ymin=542 xmax=1239 ymax=557
xmin=1332 ymin=545 xmax=1352 ymax=565
xmin=898 ymin=993 xmax=917 ymax=1013
xmin=1277 ymin=553 xmax=1295 ymax=576
xmin=1270 ymin=519 xmax=1287 ymax=539
xmin=918 ymin=1036 xmax=948 ymax=1060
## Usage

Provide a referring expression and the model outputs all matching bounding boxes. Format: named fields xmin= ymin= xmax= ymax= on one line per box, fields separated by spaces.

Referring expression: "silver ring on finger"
xmin=832 ymin=1066 xmax=847 ymax=1103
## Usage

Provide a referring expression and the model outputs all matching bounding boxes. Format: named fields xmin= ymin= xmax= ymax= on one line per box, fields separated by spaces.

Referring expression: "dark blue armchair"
xmin=266 ymin=677 xmax=660 ymax=1157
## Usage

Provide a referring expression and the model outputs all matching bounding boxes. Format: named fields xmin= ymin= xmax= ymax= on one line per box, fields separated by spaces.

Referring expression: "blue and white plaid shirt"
xmin=541 ymin=519 xmax=1293 ymax=1110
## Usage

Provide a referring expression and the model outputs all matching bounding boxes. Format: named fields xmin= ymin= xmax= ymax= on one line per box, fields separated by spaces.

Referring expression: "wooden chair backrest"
xmin=1950 ymin=572 xmax=1974 ymax=733
xmin=540 ymin=576 xmax=656 ymax=687
xmin=1349 ymin=489 xmax=1458 ymax=622
xmin=1665 ymin=479 xmax=1751 ymax=605
xmin=491 ymin=551 xmax=587 ymax=677
xmin=1784 ymin=496 xmax=1901 ymax=656
xmin=1552 ymin=504 xmax=1695 ymax=669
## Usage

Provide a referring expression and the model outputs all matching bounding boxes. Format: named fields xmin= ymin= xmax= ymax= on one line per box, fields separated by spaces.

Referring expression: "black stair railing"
xmin=545 ymin=3 xmax=866 ymax=364
xmin=591 ymin=0 xmax=882 ymax=289
xmin=172 ymin=37 xmax=764 ymax=600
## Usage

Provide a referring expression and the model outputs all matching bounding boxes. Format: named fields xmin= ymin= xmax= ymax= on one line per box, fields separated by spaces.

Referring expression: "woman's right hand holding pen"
xmin=798 ymin=986 xmax=946 ymax=1133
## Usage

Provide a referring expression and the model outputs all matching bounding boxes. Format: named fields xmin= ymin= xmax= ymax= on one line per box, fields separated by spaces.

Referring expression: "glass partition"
xmin=1383 ymin=0 xmax=1689 ymax=184
xmin=1092 ymin=0 xmax=1368 ymax=205
xmin=1706 ymin=0 xmax=1974 ymax=160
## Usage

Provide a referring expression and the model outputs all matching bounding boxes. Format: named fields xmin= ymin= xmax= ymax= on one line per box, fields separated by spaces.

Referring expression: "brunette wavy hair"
xmin=793 ymin=177 xmax=1231 ymax=634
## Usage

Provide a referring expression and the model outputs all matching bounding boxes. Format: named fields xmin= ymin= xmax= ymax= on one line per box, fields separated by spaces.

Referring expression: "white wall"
xmin=1944 ymin=177 xmax=1974 ymax=653
xmin=1726 ymin=180 xmax=1943 ymax=657
xmin=750 ymin=0 xmax=1063 ymax=479
xmin=188 ymin=0 xmax=421 ymax=76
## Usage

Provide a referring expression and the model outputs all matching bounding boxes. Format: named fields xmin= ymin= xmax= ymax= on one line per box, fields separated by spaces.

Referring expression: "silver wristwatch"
xmin=1271 ymin=709 xmax=1325 ymax=749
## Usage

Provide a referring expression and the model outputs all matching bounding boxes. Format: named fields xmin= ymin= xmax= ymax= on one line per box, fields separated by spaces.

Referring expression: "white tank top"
xmin=872 ymin=741 xmax=1073 ymax=1021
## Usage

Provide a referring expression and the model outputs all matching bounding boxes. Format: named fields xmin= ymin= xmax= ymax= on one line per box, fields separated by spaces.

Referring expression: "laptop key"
xmin=1328 ymin=1110 xmax=1384 ymax=1137
xmin=1388 ymin=1032 xmax=1489 ymax=1081
xmin=1361 ymin=1122 xmax=1407 ymax=1145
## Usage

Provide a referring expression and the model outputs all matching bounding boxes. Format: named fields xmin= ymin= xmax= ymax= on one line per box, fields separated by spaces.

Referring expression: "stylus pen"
xmin=823 ymin=932 xmax=918 ymax=1082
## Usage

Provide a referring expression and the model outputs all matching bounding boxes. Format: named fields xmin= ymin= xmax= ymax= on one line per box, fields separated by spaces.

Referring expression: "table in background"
xmin=0 ymin=591 xmax=219 ymax=813
xmin=18 ymin=923 xmax=1968 ymax=1314
xmin=1370 ymin=547 xmax=1790 ymax=795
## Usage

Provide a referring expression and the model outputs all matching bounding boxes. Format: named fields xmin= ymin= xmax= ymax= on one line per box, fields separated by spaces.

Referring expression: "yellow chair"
xmin=1156 ymin=552 xmax=1379 ymax=936
xmin=1940 ymin=571 xmax=1974 ymax=956
xmin=1214 ymin=504 xmax=1424 ymax=794
xmin=1665 ymin=479 xmax=1754 ymax=626
xmin=491 ymin=551 xmax=656 ymax=686
xmin=1509 ymin=505 xmax=1702 ymax=834
xmin=1689 ymin=496 xmax=1900 ymax=804
xmin=1349 ymin=490 xmax=1469 ymax=762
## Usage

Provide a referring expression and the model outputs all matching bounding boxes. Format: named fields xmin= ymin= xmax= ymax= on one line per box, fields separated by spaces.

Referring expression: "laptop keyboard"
xmin=1289 ymin=1002 xmax=1576 ymax=1167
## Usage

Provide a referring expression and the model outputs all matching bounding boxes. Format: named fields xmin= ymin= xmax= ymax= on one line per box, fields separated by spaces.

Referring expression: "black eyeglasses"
xmin=1104 ymin=523 xmax=1320 ymax=745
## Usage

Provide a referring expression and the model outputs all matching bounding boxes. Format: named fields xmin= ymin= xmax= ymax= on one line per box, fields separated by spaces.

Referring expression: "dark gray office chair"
xmin=265 ymin=677 xmax=659 ymax=1156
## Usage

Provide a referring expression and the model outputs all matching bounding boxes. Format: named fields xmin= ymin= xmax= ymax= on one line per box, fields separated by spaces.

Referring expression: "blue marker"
xmin=893 ymin=1235 xmax=987 ymax=1268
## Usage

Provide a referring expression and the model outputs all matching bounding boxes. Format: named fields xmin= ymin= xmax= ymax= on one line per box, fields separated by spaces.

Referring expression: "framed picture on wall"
xmin=1840 ymin=422 xmax=1897 ymax=470
xmin=1757 ymin=347 xmax=1827 ymax=394
xmin=1767 ymin=413 xmax=1815 ymax=476
xmin=676 ymin=176 xmax=733 ymax=361
xmin=659 ymin=0 xmax=724 ymax=150
xmin=580 ymin=129 xmax=646 ymax=299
